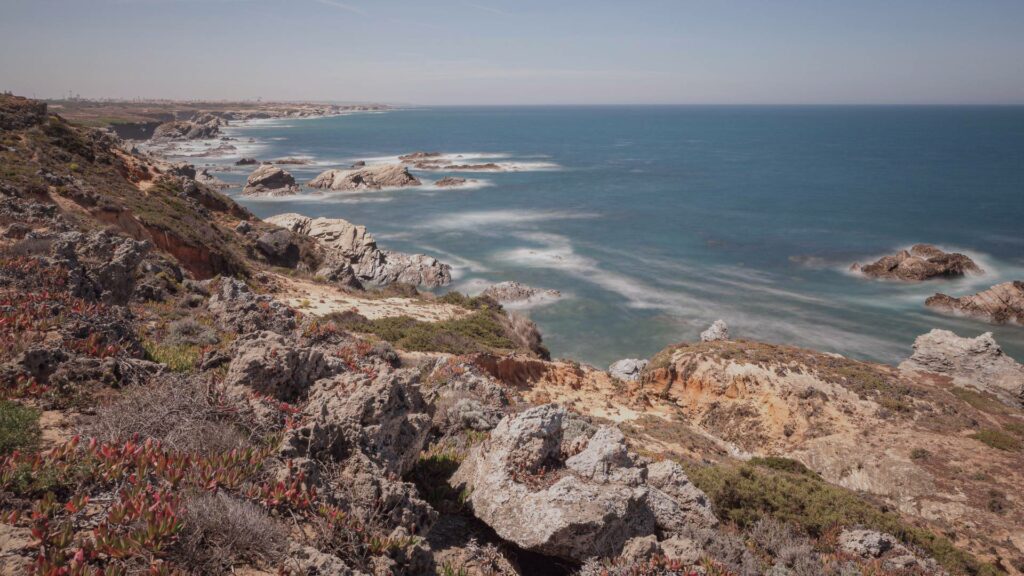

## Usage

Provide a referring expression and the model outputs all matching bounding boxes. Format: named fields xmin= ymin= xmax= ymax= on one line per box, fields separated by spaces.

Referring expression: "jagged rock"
xmin=287 ymin=543 xmax=367 ymax=575
xmin=242 ymin=165 xmax=299 ymax=196
xmin=926 ymin=281 xmax=1024 ymax=325
xmin=307 ymin=164 xmax=420 ymax=191
xmin=700 ymin=319 xmax=729 ymax=342
xmin=223 ymin=331 xmax=340 ymax=401
xmin=398 ymin=151 xmax=442 ymax=161
xmin=851 ymin=244 xmax=982 ymax=281
xmin=151 ymin=116 xmax=221 ymax=141
xmin=51 ymin=230 xmax=150 ymax=304
xmin=235 ymin=157 xmax=258 ymax=166
xmin=195 ymin=167 xmax=230 ymax=189
xmin=280 ymin=369 xmax=436 ymax=533
xmin=207 ymin=277 xmax=297 ymax=335
xmin=255 ymin=229 xmax=301 ymax=267
xmin=608 ymin=359 xmax=648 ymax=382
xmin=165 ymin=161 xmax=196 ymax=179
xmin=266 ymin=213 xmax=451 ymax=288
xmin=838 ymin=529 xmax=942 ymax=573
xmin=434 ymin=176 xmax=468 ymax=187
xmin=452 ymin=404 xmax=717 ymax=562
xmin=424 ymin=358 xmax=510 ymax=437
xmin=899 ymin=329 xmax=1024 ymax=407
xmin=481 ymin=281 xmax=561 ymax=304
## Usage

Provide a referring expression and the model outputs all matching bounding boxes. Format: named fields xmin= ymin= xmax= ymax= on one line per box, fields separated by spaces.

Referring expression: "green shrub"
xmin=0 ymin=400 xmax=41 ymax=455
xmin=683 ymin=460 xmax=999 ymax=576
xmin=340 ymin=310 xmax=516 ymax=355
xmin=970 ymin=429 xmax=1021 ymax=452
xmin=748 ymin=456 xmax=816 ymax=476
xmin=910 ymin=448 xmax=931 ymax=461
xmin=143 ymin=339 xmax=202 ymax=372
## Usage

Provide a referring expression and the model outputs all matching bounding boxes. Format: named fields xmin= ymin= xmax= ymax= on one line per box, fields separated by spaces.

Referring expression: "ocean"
xmin=169 ymin=106 xmax=1024 ymax=368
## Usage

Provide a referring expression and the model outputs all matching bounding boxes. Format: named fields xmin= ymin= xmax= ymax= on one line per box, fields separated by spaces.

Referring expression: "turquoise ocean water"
xmin=169 ymin=106 xmax=1024 ymax=367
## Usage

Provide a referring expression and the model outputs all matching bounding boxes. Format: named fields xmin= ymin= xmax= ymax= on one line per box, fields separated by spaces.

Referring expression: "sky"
xmin=1 ymin=0 xmax=1023 ymax=105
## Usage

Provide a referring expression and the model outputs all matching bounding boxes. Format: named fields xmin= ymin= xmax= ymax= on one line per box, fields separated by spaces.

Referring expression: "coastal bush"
xmin=166 ymin=317 xmax=219 ymax=347
xmin=81 ymin=376 xmax=253 ymax=454
xmin=683 ymin=460 xmax=1000 ymax=576
xmin=143 ymin=338 xmax=203 ymax=372
xmin=748 ymin=456 xmax=816 ymax=476
xmin=0 ymin=400 xmax=41 ymax=455
xmin=338 ymin=310 xmax=517 ymax=355
xmin=970 ymin=429 xmax=1021 ymax=452
xmin=174 ymin=492 xmax=287 ymax=572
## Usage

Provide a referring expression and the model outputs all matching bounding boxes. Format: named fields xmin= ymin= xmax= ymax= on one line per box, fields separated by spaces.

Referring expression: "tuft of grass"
xmin=970 ymin=429 xmax=1022 ymax=452
xmin=683 ymin=459 xmax=1000 ymax=576
xmin=950 ymin=387 xmax=1010 ymax=415
xmin=0 ymin=400 xmax=41 ymax=455
xmin=143 ymin=339 xmax=202 ymax=372
xmin=910 ymin=448 xmax=931 ymax=461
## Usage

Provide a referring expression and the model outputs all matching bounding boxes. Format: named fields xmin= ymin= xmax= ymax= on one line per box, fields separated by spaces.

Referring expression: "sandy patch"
xmin=277 ymin=276 xmax=468 ymax=322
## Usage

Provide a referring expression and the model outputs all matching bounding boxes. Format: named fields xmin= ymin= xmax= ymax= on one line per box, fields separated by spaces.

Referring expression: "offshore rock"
xmin=308 ymin=164 xmax=420 ymax=191
xmin=242 ymin=165 xmax=299 ymax=196
xmin=926 ymin=281 xmax=1024 ymax=325
xmin=851 ymin=244 xmax=982 ymax=281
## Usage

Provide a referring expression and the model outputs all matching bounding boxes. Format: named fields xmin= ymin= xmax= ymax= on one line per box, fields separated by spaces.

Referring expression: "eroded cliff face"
xmin=480 ymin=340 xmax=1024 ymax=572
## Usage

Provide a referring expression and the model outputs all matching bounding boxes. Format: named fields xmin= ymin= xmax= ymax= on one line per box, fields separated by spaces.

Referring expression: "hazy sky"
xmin=2 ymin=0 xmax=1023 ymax=104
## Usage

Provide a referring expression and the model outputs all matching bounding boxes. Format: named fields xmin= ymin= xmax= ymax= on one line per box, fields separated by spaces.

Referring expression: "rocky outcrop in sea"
xmin=926 ymin=281 xmax=1024 ymax=325
xmin=480 ymin=281 xmax=561 ymax=305
xmin=850 ymin=244 xmax=982 ymax=281
xmin=242 ymin=165 xmax=300 ymax=196
xmin=266 ymin=213 xmax=451 ymax=288
xmin=308 ymin=164 xmax=420 ymax=191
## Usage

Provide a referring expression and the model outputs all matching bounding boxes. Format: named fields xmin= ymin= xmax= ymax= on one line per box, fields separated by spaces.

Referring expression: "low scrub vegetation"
xmin=0 ymin=400 xmax=40 ymax=455
xmin=683 ymin=459 xmax=1000 ymax=576
xmin=970 ymin=429 xmax=1022 ymax=452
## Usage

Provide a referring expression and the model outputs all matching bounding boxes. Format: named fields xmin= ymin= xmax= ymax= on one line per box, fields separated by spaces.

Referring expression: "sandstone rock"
xmin=851 ymin=244 xmax=982 ymax=281
xmin=926 ymin=281 xmax=1024 ymax=325
xmin=307 ymin=164 xmax=421 ymax=191
xmin=266 ymin=213 xmax=451 ymax=288
xmin=242 ymin=165 xmax=299 ymax=196
xmin=899 ymin=329 xmax=1024 ymax=407
xmin=452 ymin=404 xmax=717 ymax=562
xmin=480 ymin=281 xmax=561 ymax=305
xmin=700 ymin=319 xmax=729 ymax=342
xmin=608 ymin=358 xmax=648 ymax=382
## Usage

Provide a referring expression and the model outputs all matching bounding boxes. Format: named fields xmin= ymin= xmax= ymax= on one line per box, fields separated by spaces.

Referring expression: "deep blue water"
xmin=174 ymin=106 xmax=1024 ymax=367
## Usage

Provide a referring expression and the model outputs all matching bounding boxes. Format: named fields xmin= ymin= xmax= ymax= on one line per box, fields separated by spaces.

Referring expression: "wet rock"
xmin=308 ymin=164 xmax=421 ymax=191
xmin=926 ymin=281 xmax=1024 ymax=325
xmin=434 ymin=176 xmax=468 ymax=188
xmin=608 ymin=358 xmax=648 ymax=382
xmin=700 ymin=319 xmax=729 ymax=342
xmin=452 ymin=404 xmax=717 ymax=562
xmin=235 ymin=157 xmax=258 ymax=166
xmin=899 ymin=329 xmax=1024 ymax=407
xmin=266 ymin=213 xmax=451 ymax=288
xmin=851 ymin=244 xmax=982 ymax=281
xmin=242 ymin=165 xmax=300 ymax=196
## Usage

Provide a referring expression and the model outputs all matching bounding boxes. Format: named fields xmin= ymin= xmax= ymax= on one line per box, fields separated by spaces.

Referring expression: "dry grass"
xmin=174 ymin=492 xmax=288 ymax=573
xmin=80 ymin=376 xmax=254 ymax=454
